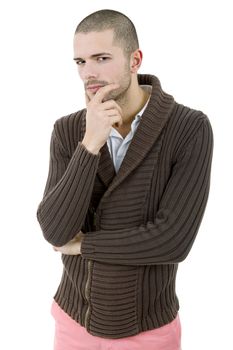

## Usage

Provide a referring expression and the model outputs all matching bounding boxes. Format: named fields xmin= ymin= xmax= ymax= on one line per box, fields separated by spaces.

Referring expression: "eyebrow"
xmin=73 ymin=52 xmax=112 ymax=61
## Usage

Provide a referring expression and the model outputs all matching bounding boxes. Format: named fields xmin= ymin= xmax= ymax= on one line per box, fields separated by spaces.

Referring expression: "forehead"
xmin=73 ymin=29 xmax=122 ymax=58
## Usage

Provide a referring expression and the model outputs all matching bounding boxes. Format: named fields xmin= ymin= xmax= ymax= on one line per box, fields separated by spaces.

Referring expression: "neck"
xmin=119 ymin=80 xmax=150 ymax=126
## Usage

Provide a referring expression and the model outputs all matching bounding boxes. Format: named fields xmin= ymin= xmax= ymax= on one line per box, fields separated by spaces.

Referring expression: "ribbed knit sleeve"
xmin=81 ymin=116 xmax=213 ymax=265
xmin=37 ymin=126 xmax=100 ymax=246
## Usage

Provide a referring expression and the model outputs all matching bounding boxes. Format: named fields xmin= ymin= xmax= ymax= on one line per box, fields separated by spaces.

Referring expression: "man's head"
xmin=74 ymin=9 xmax=139 ymax=59
xmin=73 ymin=10 xmax=142 ymax=104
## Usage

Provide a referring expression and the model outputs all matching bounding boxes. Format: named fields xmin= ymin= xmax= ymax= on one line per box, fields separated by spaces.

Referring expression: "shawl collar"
xmin=81 ymin=74 xmax=175 ymax=192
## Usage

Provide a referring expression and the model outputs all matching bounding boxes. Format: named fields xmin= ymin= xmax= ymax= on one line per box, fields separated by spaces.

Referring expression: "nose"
xmin=80 ymin=62 xmax=98 ymax=81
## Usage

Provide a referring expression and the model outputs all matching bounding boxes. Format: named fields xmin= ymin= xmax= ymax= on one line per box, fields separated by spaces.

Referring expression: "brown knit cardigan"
xmin=37 ymin=74 xmax=213 ymax=339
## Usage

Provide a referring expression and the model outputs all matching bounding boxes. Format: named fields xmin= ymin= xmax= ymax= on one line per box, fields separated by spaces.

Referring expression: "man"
xmin=37 ymin=9 xmax=213 ymax=350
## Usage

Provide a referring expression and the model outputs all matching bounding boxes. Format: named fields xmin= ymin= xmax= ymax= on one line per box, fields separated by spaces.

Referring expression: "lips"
xmin=86 ymin=85 xmax=104 ymax=93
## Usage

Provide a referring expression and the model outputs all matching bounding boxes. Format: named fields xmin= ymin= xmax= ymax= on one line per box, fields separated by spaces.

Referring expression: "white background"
xmin=0 ymin=0 xmax=232 ymax=349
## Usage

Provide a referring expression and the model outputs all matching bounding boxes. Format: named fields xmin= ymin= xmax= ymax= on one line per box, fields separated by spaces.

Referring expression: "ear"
xmin=130 ymin=49 xmax=143 ymax=73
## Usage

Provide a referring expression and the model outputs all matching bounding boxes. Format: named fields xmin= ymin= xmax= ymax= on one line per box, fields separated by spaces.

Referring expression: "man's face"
xmin=73 ymin=30 xmax=132 ymax=102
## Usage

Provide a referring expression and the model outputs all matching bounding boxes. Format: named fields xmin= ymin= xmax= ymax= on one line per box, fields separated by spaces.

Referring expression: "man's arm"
xmin=36 ymin=129 xmax=100 ymax=246
xmin=81 ymin=116 xmax=213 ymax=265
xmin=37 ymin=84 xmax=122 ymax=247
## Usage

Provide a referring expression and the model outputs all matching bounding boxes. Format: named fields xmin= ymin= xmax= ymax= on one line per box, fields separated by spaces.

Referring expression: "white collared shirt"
xmin=107 ymin=85 xmax=151 ymax=173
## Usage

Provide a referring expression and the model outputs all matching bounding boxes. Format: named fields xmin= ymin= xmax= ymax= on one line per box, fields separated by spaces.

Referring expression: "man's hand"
xmin=82 ymin=83 xmax=123 ymax=155
xmin=53 ymin=231 xmax=84 ymax=255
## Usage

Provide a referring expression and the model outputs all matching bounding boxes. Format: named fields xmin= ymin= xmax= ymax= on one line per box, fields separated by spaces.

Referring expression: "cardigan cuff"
xmin=77 ymin=142 xmax=100 ymax=167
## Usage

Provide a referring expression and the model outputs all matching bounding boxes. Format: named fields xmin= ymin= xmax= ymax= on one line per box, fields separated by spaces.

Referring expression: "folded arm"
xmin=81 ymin=117 xmax=213 ymax=265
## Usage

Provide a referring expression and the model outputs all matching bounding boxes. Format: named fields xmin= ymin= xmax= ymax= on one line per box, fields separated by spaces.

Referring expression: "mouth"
xmin=86 ymin=85 xmax=104 ymax=93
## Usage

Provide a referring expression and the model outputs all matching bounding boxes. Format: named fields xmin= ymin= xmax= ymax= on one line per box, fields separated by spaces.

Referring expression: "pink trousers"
xmin=51 ymin=300 xmax=181 ymax=350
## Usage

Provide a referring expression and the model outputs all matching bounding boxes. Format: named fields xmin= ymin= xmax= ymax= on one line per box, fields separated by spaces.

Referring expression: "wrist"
xmin=81 ymin=138 xmax=100 ymax=155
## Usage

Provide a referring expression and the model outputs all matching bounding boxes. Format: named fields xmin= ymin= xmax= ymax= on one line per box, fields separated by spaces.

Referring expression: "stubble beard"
xmin=86 ymin=62 xmax=132 ymax=106
xmin=105 ymin=70 xmax=132 ymax=107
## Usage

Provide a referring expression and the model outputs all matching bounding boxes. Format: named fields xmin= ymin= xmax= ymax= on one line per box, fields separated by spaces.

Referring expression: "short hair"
xmin=74 ymin=9 xmax=139 ymax=57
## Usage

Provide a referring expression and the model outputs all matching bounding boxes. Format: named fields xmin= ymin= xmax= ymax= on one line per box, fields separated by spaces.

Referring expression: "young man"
xmin=37 ymin=9 xmax=213 ymax=350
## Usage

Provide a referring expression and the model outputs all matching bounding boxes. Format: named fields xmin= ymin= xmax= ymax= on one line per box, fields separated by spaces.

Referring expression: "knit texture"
xmin=37 ymin=74 xmax=213 ymax=338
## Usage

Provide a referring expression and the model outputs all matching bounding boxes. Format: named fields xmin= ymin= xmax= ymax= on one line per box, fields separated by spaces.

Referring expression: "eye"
xmin=76 ymin=60 xmax=85 ymax=66
xmin=97 ymin=57 xmax=110 ymax=62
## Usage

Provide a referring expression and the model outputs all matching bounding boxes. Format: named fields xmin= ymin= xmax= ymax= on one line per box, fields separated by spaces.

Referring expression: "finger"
xmin=109 ymin=115 xmax=123 ymax=127
xmin=94 ymin=83 xmax=119 ymax=103
xmin=101 ymin=100 xmax=122 ymax=115
xmin=104 ymin=109 xmax=121 ymax=117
